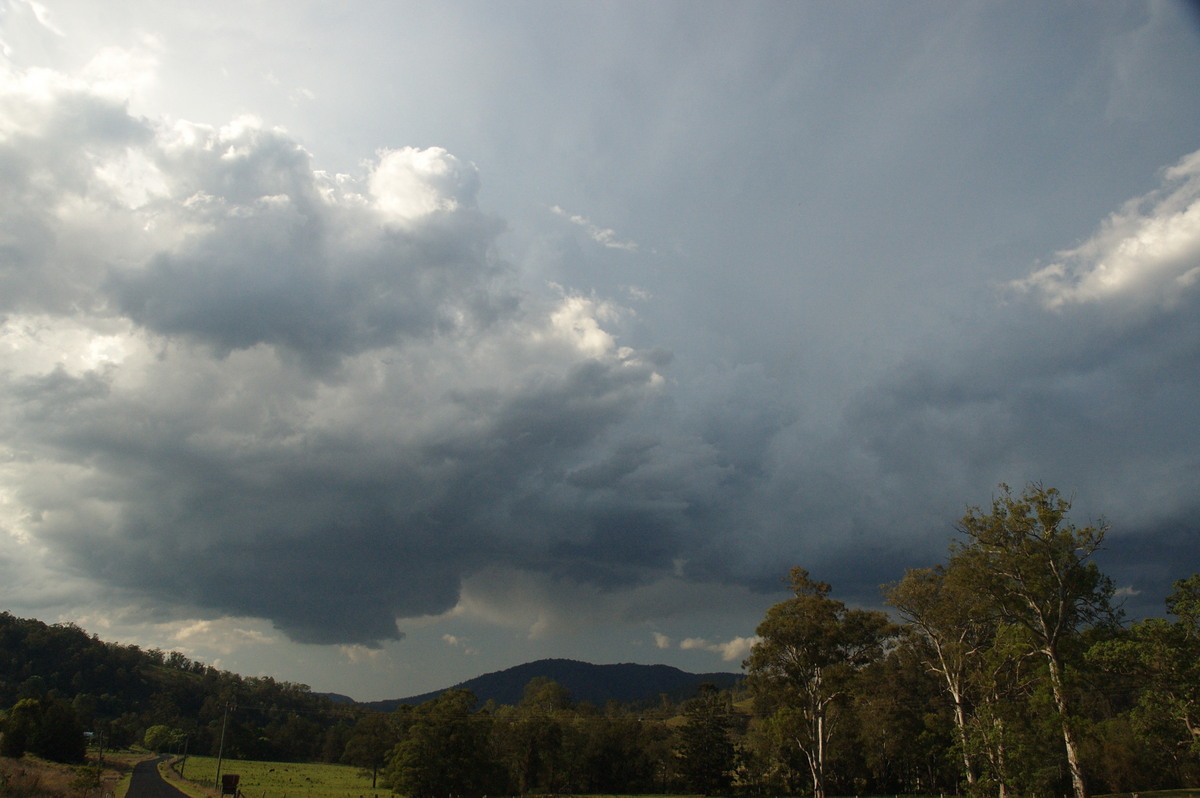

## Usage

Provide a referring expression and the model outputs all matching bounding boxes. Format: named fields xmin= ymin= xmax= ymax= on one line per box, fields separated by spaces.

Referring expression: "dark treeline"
xmin=2 ymin=483 xmax=1199 ymax=797
xmin=0 ymin=612 xmax=349 ymax=762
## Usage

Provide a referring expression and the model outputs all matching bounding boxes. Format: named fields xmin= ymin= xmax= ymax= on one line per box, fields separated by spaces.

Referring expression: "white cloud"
xmin=170 ymin=618 xmax=278 ymax=655
xmin=339 ymin=644 xmax=386 ymax=665
xmin=20 ymin=0 xmax=61 ymax=35
xmin=551 ymin=205 xmax=638 ymax=251
xmin=370 ymin=146 xmax=480 ymax=224
xmin=1010 ymin=147 xmax=1200 ymax=311
xmin=679 ymin=635 xmax=760 ymax=662
xmin=442 ymin=634 xmax=478 ymax=655
xmin=0 ymin=0 xmax=63 ymax=57
xmin=79 ymin=40 xmax=159 ymax=104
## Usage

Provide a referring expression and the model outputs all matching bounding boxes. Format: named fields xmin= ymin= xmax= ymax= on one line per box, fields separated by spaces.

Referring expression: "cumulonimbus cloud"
xmin=0 ymin=56 xmax=705 ymax=645
xmin=3 ymin=43 xmax=1198 ymax=652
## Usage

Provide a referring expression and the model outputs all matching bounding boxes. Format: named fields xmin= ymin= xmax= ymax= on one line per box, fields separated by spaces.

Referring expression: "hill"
xmin=0 ymin=611 xmax=341 ymax=760
xmin=361 ymin=658 xmax=742 ymax=711
xmin=0 ymin=610 xmax=741 ymax=767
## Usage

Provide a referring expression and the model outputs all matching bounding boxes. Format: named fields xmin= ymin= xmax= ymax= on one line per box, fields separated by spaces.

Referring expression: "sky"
xmin=1 ymin=0 xmax=1199 ymax=702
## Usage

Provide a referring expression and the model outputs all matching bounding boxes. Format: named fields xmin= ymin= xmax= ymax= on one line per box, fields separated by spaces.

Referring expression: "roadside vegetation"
xmin=0 ymin=747 xmax=138 ymax=798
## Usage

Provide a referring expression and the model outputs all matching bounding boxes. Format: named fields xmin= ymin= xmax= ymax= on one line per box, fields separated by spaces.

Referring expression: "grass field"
xmin=174 ymin=756 xmax=384 ymax=798
xmin=164 ymin=756 xmax=1200 ymax=798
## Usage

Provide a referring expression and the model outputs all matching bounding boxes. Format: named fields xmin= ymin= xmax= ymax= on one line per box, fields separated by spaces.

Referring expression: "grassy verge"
xmin=161 ymin=755 xmax=219 ymax=798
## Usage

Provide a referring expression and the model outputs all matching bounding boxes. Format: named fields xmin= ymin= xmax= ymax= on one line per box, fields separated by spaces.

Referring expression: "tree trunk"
xmin=1045 ymin=652 xmax=1087 ymax=798
xmin=948 ymin=683 xmax=976 ymax=786
xmin=814 ymin=710 xmax=825 ymax=798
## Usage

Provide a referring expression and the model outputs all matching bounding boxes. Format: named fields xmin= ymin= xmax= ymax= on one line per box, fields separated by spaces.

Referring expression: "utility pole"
xmin=215 ymin=702 xmax=231 ymax=791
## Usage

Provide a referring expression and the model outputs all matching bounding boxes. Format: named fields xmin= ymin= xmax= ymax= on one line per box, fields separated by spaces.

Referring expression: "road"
xmin=125 ymin=756 xmax=192 ymax=798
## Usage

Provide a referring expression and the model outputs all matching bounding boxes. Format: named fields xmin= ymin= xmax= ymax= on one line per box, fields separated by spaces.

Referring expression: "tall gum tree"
xmin=954 ymin=483 xmax=1119 ymax=798
xmin=885 ymin=561 xmax=993 ymax=790
xmin=745 ymin=568 xmax=897 ymax=798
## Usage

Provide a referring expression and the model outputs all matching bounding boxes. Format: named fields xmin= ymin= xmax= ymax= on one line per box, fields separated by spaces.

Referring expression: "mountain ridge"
xmin=353 ymin=657 xmax=743 ymax=711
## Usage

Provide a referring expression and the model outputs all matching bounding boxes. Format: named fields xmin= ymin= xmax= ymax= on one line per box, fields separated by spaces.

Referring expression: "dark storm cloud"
xmin=0 ymin=70 xmax=721 ymax=645
xmin=105 ymin=126 xmax=507 ymax=368
xmin=805 ymin=156 xmax=1200 ymax=604
xmin=647 ymin=147 xmax=1200 ymax=609
xmin=18 ymin=345 xmax=696 ymax=645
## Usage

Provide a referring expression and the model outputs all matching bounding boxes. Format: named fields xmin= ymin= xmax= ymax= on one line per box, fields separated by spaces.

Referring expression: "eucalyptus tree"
xmin=1089 ymin=574 xmax=1200 ymax=773
xmin=885 ymin=561 xmax=993 ymax=789
xmin=494 ymin=677 xmax=573 ymax=794
xmin=745 ymin=567 xmax=897 ymax=798
xmin=965 ymin=622 xmax=1045 ymax=798
xmin=954 ymin=483 xmax=1119 ymax=798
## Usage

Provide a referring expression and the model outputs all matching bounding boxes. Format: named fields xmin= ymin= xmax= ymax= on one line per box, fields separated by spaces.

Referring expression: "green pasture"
xmin=175 ymin=755 xmax=385 ymax=798
xmin=166 ymin=757 xmax=1200 ymax=798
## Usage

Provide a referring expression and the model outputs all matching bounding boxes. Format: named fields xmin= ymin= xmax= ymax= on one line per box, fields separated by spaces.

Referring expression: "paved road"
xmin=125 ymin=756 xmax=191 ymax=798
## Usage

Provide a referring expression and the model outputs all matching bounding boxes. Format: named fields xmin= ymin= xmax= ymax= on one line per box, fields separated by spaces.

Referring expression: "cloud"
xmin=0 ymin=56 xmax=698 ymax=646
xmin=679 ymin=636 xmax=759 ymax=662
xmin=338 ymin=644 xmax=386 ymax=665
xmin=0 ymin=0 xmax=63 ymax=58
xmin=1010 ymin=148 xmax=1200 ymax=311
xmin=813 ymin=153 xmax=1200 ymax=610
xmin=12 ymin=0 xmax=61 ymax=36
xmin=170 ymin=618 xmax=278 ymax=655
xmin=96 ymin=125 xmax=509 ymax=369
xmin=371 ymin=146 xmax=481 ymax=223
xmin=2 ymin=25 xmax=1197 ymax=666
xmin=442 ymin=634 xmax=478 ymax=655
xmin=551 ymin=205 xmax=639 ymax=251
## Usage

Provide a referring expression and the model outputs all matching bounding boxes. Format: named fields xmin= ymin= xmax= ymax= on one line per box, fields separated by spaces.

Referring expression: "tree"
xmin=572 ymin=709 xmax=668 ymax=794
xmin=885 ymin=561 xmax=993 ymax=790
xmin=745 ymin=568 xmax=897 ymax=798
xmin=1089 ymin=574 xmax=1200 ymax=771
xmin=342 ymin=711 xmax=400 ymax=788
xmin=1 ymin=698 xmax=39 ymax=758
xmin=1 ymin=697 xmax=86 ymax=763
xmin=851 ymin=646 xmax=960 ymax=794
xmin=495 ymin=678 xmax=572 ymax=794
xmin=383 ymin=690 xmax=502 ymax=798
xmin=964 ymin=622 xmax=1045 ymax=798
xmin=676 ymin=684 xmax=737 ymax=795
xmin=954 ymin=483 xmax=1118 ymax=798
xmin=143 ymin=724 xmax=184 ymax=753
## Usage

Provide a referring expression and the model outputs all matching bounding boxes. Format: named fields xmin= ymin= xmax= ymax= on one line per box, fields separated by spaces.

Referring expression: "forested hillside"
xmin=0 ymin=612 xmax=739 ymax=776
xmin=369 ymin=658 xmax=741 ymax=710
xmin=0 ymin=612 xmax=348 ymax=761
